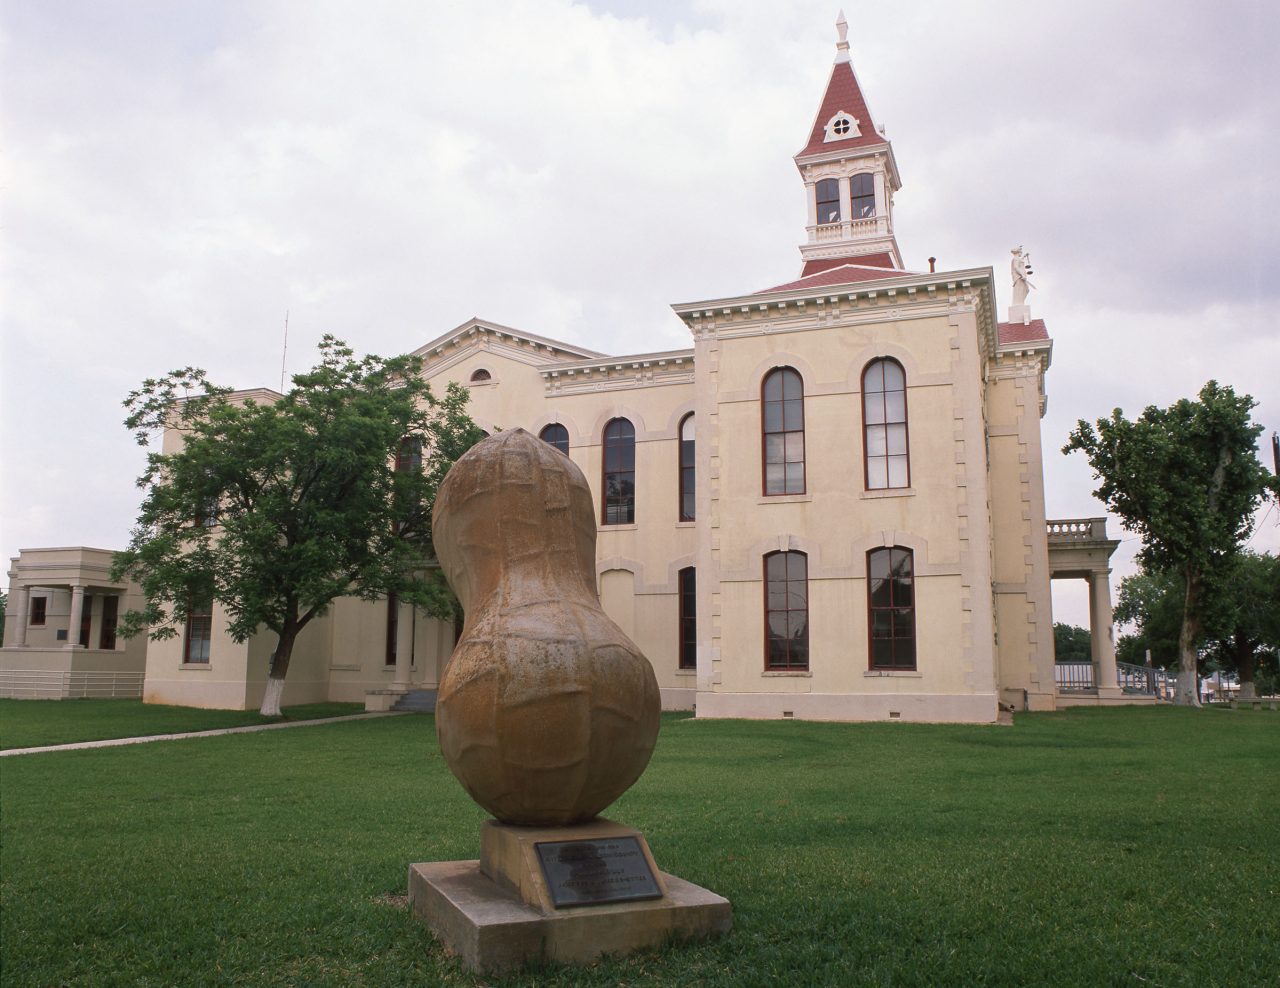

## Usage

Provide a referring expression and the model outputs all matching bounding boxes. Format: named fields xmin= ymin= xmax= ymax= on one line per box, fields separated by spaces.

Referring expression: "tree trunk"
xmin=1175 ymin=566 xmax=1202 ymax=707
xmin=260 ymin=621 xmax=298 ymax=716
xmin=1235 ymin=635 xmax=1257 ymax=700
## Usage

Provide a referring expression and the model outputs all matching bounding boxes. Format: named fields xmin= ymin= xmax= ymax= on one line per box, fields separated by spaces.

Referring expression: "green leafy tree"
xmin=1065 ymin=381 xmax=1279 ymax=706
xmin=1117 ymin=554 xmax=1280 ymax=698
xmin=1052 ymin=622 xmax=1092 ymax=664
xmin=1115 ymin=568 xmax=1184 ymax=669
xmin=112 ymin=336 xmax=486 ymax=715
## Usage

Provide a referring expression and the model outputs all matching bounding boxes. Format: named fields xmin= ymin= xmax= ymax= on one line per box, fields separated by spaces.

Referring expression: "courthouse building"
xmin=5 ymin=20 xmax=1130 ymax=720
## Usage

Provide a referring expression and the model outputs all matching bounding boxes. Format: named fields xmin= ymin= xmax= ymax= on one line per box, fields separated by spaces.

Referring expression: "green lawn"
xmin=2 ymin=706 xmax=1277 ymax=986
xmin=0 ymin=698 xmax=365 ymax=749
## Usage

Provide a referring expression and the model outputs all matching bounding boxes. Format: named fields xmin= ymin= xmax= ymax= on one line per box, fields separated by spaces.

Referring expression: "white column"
xmin=1089 ymin=571 xmax=1121 ymax=697
xmin=873 ymin=171 xmax=888 ymax=233
xmin=804 ymin=181 xmax=818 ymax=239
xmin=837 ymin=175 xmax=852 ymax=239
xmin=68 ymin=585 xmax=85 ymax=648
xmin=13 ymin=586 xmax=29 ymax=646
xmin=394 ymin=601 xmax=413 ymax=690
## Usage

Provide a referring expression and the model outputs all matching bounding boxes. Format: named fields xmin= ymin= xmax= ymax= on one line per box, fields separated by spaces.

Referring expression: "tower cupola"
xmin=794 ymin=11 xmax=903 ymax=274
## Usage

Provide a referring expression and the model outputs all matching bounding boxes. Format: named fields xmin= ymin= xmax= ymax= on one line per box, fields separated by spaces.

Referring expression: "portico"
xmin=1 ymin=547 xmax=148 ymax=697
xmin=1046 ymin=519 xmax=1152 ymax=704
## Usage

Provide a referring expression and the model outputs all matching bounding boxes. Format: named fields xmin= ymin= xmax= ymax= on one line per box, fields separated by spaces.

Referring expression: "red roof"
xmin=801 ymin=252 xmax=895 ymax=277
xmin=796 ymin=60 xmax=886 ymax=159
xmin=997 ymin=319 xmax=1050 ymax=346
xmin=756 ymin=262 xmax=913 ymax=295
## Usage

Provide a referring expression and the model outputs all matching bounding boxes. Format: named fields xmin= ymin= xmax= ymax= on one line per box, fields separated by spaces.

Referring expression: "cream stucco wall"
xmin=682 ymin=285 xmax=1003 ymax=723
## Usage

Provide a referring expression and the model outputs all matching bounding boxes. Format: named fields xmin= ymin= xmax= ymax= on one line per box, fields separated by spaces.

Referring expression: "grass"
xmin=1 ymin=706 xmax=1277 ymax=986
xmin=0 ymin=698 xmax=365 ymax=749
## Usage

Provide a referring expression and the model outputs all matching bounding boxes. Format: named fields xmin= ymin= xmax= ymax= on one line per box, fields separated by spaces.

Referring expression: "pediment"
xmin=411 ymin=317 xmax=608 ymax=377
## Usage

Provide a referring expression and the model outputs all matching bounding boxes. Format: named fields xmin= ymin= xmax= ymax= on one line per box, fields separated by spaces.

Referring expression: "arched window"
xmin=469 ymin=368 xmax=492 ymax=383
xmin=602 ymin=418 xmax=635 ymax=525
xmin=679 ymin=414 xmax=695 ymax=521
xmin=762 ymin=368 xmax=805 ymax=496
xmin=396 ymin=436 xmax=422 ymax=473
xmin=868 ymin=547 xmax=915 ymax=670
xmin=816 ymin=178 xmax=841 ymax=224
xmin=540 ymin=423 xmax=570 ymax=455
xmin=678 ymin=567 xmax=696 ymax=670
xmin=765 ymin=551 xmax=808 ymax=670
xmin=851 ymin=173 xmax=875 ymax=218
xmin=862 ymin=358 xmax=909 ymax=489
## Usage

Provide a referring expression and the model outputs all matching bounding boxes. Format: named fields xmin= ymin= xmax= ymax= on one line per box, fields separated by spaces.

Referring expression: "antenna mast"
xmin=279 ymin=310 xmax=289 ymax=392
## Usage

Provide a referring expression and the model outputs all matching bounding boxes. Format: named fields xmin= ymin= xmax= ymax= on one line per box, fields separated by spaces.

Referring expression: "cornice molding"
xmin=673 ymin=268 xmax=998 ymax=353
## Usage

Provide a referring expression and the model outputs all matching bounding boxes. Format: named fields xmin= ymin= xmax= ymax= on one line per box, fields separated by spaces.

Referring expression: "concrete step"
xmin=392 ymin=689 xmax=438 ymax=713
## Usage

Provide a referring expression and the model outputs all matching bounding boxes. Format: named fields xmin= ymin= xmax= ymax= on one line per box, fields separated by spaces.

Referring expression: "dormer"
xmin=794 ymin=11 xmax=903 ymax=273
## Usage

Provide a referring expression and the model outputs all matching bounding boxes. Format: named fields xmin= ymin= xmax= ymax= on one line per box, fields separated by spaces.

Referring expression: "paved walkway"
xmin=0 ymin=711 xmax=407 ymax=757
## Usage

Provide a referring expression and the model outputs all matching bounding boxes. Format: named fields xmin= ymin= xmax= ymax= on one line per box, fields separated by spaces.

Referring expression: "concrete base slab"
xmin=1056 ymin=693 xmax=1159 ymax=708
xmin=409 ymin=857 xmax=730 ymax=973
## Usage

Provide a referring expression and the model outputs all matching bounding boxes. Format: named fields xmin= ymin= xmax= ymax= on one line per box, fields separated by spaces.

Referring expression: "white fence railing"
xmin=1055 ymin=661 xmax=1175 ymax=700
xmin=1046 ymin=518 xmax=1110 ymax=543
xmin=0 ymin=670 xmax=145 ymax=699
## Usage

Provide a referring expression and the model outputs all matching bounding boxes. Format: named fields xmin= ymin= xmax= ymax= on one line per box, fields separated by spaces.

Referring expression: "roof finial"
xmin=834 ymin=10 xmax=851 ymax=63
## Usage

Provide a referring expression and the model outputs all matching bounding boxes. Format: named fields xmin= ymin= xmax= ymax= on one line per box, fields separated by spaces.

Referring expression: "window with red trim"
xmin=762 ymin=368 xmax=805 ymax=496
xmin=678 ymin=567 xmax=696 ymax=670
xmin=868 ymin=547 xmax=915 ymax=670
xmin=184 ymin=598 xmax=212 ymax=664
xmin=396 ymin=436 xmax=422 ymax=473
xmin=602 ymin=418 xmax=635 ymax=525
xmin=863 ymin=358 xmax=909 ymax=489
xmin=540 ymin=423 xmax=570 ymax=455
xmin=678 ymin=414 xmax=695 ymax=521
xmin=764 ymin=551 xmax=808 ymax=670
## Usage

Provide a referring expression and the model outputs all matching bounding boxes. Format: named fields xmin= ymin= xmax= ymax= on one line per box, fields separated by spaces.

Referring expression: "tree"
xmin=1064 ymin=381 xmax=1279 ymax=706
xmin=1052 ymin=622 xmax=1092 ymax=664
xmin=1115 ymin=568 xmax=1183 ymax=669
xmin=112 ymin=336 xmax=486 ymax=715
xmin=1117 ymin=554 xmax=1280 ymax=698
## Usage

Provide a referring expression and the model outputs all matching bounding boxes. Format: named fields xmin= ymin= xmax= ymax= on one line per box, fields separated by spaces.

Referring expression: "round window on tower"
xmin=823 ymin=111 xmax=860 ymax=143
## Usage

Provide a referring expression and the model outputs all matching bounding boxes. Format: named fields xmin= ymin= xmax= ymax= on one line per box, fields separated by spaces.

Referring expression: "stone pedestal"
xmin=409 ymin=818 xmax=731 ymax=974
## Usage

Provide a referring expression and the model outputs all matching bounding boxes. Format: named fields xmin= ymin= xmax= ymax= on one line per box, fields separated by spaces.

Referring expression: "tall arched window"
xmin=602 ymin=418 xmax=635 ymax=525
xmin=762 ymin=367 xmax=805 ymax=496
xmin=863 ymin=358 xmax=909 ymax=489
xmin=396 ymin=436 xmax=422 ymax=473
xmin=679 ymin=413 xmax=695 ymax=521
xmin=851 ymin=173 xmax=875 ymax=218
xmin=816 ymin=178 xmax=841 ymax=224
xmin=678 ymin=567 xmax=696 ymax=670
xmin=540 ymin=423 xmax=570 ymax=455
xmin=764 ymin=550 xmax=808 ymax=670
xmin=868 ymin=547 xmax=915 ymax=670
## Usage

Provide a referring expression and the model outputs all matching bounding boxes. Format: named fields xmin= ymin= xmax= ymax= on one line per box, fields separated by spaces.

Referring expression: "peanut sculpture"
xmin=432 ymin=428 xmax=661 ymax=826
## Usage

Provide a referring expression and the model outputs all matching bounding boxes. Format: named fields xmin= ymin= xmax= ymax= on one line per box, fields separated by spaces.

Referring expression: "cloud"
xmin=1 ymin=0 xmax=1277 ymax=636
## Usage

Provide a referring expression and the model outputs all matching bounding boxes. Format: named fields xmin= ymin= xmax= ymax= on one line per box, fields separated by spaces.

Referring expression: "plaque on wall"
xmin=535 ymin=836 xmax=663 ymax=908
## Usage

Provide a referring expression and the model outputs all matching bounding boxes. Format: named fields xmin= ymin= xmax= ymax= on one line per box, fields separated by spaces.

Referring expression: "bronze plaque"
xmin=535 ymin=836 xmax=663 ymax=908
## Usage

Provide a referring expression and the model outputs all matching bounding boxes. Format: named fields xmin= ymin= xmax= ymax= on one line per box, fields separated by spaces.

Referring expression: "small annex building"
xmin=3 ymin=19 xmax=1133 ymax=720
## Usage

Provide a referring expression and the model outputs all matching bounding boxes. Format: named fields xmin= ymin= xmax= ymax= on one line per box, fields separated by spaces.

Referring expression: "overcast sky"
xmin=3 ymin=0 xmax=1277 ymax=630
